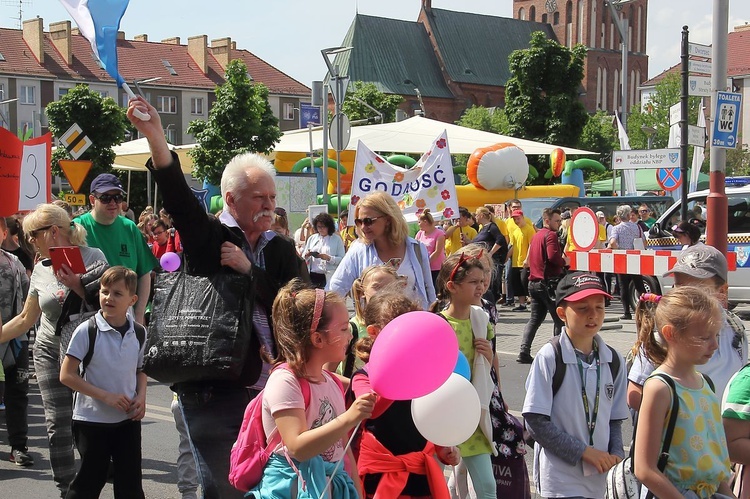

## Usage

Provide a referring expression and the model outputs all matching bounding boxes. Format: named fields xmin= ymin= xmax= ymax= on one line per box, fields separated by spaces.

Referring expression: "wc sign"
xmin=712 ymin=91 xmax=742 ymax=149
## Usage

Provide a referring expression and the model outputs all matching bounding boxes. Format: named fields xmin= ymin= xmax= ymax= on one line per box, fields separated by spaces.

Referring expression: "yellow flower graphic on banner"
xmin=426 ymin=186 xmax=439 ymax=198
xmin=402 ymin=193 xmax=413 ymax=207
xmin=436 ymin=201 xmax=446 ymax=211
xmin=365 ymin=163 xmax=375 ymax=173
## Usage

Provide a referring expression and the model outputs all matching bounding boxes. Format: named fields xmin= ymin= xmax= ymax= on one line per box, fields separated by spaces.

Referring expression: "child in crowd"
xmin=326 ymin=264 xmax=405 ymax=377
xmin=249 ymin=279 xmax=376 ymax=498
xmin=722 ymin=364 xmax=750 ymax=499
xmin=59 ymin=266 xmax=148 ymax=499
xmin=430 ymin=252 xmax=496 ymax=499
xmin=634 ymin=287 xmax=733 ymax=498
xmin=628 ymin=245 xmax=747 ymax=412
xmin=352 ymin=287 xmax=459 ymax=498
xmin=523 ymin=272 xmax=628 ymax=498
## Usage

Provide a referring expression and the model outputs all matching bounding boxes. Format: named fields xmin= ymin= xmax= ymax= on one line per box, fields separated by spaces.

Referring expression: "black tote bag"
xmin=143 ymin=270 xmax=254 ymax=384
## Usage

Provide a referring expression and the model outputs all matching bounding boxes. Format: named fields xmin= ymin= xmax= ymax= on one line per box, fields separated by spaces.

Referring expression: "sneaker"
xmin=9 ymin=448 xmax=34 ymax=467
xmin=502 ymin=301 xmax=515 ymax=307
xmin=516 ymin=352 xmax=534 ymax=364
xmin=511 ymin=305 xmax=527 ymax=312
xmin=619 ymin=313 xmax=633 ymax=320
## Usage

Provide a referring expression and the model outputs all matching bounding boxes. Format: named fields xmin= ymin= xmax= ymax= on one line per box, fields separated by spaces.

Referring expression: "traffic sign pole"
xmin=708 ymin=0 xmax=728 ymax=256
xmin=680 ymin=26 xmax=689 ymax=222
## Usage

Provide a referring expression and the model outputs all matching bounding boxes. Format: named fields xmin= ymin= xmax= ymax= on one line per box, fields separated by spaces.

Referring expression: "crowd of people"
xmin=0 ymin=94 xmax=745 ymax=499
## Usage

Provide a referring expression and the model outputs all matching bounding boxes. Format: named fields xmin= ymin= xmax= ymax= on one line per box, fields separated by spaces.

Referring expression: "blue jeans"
xmin=504 ymin=259 xmax=514 ymax=303
xmin=177 ymin=385 xmax=255 ymax=499
xmin=462 ymin=453 xmax=496 ymax=499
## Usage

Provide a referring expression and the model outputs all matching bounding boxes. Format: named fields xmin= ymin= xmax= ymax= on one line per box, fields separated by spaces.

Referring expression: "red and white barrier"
xmin=568 ymin=249 xmax=737 ymax=275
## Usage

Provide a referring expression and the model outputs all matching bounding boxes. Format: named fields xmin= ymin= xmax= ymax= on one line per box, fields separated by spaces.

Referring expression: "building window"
xmin=553 ymin=12 xmax=560 ymax=25
xmin=542 ymin=13 xmax=548 ymax=23
xmin=164 ymin=126 xmax=176 ymax=144
xmin=282 ymin=102 xmax=295 ymax=121
xmin=95 ymin=90 xmax=109 ymax=99
xmin=519 ymin=7 xmax=526 ymax=20
xmin=19 ymin=85 xmax=35 ymax=105
xmin=191 ymin=97 xmax=204 ymax=115
xmin=157 ymin=95 xmax=177 ymax=114
xmin=529 ymin=6 xmax=536 ymax=22
xmin=58 ymin=87 xmax=71 ymax=99
xmin=124 ymin=92 xmax=150 ymax=107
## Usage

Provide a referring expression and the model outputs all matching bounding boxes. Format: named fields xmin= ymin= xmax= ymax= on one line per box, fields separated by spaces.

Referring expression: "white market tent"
xmin=275 ymin=115 xmax=596 ymax=156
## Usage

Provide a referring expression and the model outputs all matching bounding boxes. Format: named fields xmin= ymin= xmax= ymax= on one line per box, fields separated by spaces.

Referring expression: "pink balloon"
xmin=160 ymin=251 xmax=181 ymax=272
xmin=368 ymin=311 xmax=458 ymax=400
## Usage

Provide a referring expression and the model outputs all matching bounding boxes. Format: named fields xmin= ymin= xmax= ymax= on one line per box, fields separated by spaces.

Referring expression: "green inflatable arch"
xmin=291 ymin=157 xmax=347 ymax=174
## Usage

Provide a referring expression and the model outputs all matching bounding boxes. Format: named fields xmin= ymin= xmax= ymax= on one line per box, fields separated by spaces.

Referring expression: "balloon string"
xmin=316 ymin=421 xmax=361 ymax=499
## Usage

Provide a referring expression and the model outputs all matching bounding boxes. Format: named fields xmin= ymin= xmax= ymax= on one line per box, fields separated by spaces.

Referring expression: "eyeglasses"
xmin=96 ymin=193 xmax=124 ymax=204
xmin=639 ymin=209 xmax=649 ymax=213
xmin=448 ymin=250 xmax=483 ymax=282
xmin=27 ymin=225 xmax=54 ymax=240
xmin=152 ymin=230 xmax=166 ymax=236
xmin=354 ymin=216 xmax=382 ymax=227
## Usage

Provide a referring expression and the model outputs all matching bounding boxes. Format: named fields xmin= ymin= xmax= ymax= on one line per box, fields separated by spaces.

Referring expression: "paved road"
xmin=1 ymin=301 xmax=748 ymax=498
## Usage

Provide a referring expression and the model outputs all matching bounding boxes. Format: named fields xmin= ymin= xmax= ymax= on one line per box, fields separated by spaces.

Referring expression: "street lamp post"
xmin=641 ymin=125 xmax=656 ymax=150
xmin=321 ymin=46 xmax=352 ymax=219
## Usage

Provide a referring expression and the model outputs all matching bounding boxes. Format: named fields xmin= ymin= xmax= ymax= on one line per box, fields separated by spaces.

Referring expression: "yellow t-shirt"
xmin=441 ymin=313 xmax=494 ymax=457
xmin=445 ymin=226 xmax=477 ymax=256
xmin=493 ymin=217 xmax=509 ymax=238
xmin=506 ymin=216 xmax=535 ymax=235
xmin=509 ymin=223 xmax=536 ymax=267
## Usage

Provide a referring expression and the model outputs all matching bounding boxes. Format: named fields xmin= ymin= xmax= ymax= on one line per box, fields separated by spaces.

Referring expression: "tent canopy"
xmin=589 ymin=168 xmax=710 ymax=193
xmin=275 ymin=116 xmax=596 ymax=156
xmin=112 ymin=138 xmax=195 ymax=174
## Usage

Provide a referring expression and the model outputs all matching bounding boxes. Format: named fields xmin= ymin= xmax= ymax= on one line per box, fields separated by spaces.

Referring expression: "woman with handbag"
xmin=0 ymin=204 xmax=108 ymax=499
xmin=302 ymin=213 xmax=345 ymax=289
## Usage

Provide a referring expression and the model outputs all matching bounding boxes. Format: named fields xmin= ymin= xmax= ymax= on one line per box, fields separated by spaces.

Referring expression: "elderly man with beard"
xmin=126 ymin=96 xmax=309 ymax=498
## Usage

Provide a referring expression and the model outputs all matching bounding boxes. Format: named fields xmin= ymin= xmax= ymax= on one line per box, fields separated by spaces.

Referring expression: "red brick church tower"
xmin=512 ymin=0 xmax=649 ymax=115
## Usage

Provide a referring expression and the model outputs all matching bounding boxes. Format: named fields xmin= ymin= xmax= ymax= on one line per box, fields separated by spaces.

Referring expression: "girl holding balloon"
xmin=248 ymin=279 xmax=376 ymax=499
xmin=352 ymin=287 xmax=460 ymax=498
xmin=430 ymin=252 xmax=497 ymax=499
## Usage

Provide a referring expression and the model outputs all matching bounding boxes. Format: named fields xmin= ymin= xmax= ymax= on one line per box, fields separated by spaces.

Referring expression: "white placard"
xmin=688 ymin=75 xmax=712 ymax=97
xmin=612 ymin=149 xmax=681 ymax=170
xmin=688 ymin=42 xmax=712 ymax=59
xmin=669 ymin=102 xmax=681 ymax=126
xmin=688 ymin=59 xmax=712 ymax=75
xmin=19 ymin=142 xmax=49 ymax=211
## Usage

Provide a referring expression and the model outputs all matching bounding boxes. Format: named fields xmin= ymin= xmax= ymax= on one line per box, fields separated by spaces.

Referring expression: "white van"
xmin=643 ymin=183 xmax=750 ymax=308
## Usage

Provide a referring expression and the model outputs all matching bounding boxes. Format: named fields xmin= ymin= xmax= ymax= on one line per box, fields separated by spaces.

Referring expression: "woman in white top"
xmin=328 ymin=192 xmax=436 ymax=309
xmin=302 ymin=213 xmax=345 ymax=289
xmin=293 ymin=218 xmax=313 ymax=256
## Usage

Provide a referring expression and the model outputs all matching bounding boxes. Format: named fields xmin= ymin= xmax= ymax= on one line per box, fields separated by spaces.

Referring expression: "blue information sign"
xmin=712 ymin=91 xmax=742 ymax=149
xmin=299 ymin=102 xmax=321 ymax=129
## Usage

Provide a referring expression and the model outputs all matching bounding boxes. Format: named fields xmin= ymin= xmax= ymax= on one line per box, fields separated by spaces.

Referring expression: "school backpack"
xmin=67 ymin=316 xmax=146 ymax=376
xmin=228 ymin=366 xmax=345 ymax=492
xmin=549 ymin=335 xmax=620 ymax=396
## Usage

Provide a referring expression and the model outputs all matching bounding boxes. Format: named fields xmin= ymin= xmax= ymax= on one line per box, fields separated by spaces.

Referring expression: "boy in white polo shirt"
xmin=523 ymin=272 xmax=629 ymax=499
xmin=60 ymin=266 xmax=147 ymax=499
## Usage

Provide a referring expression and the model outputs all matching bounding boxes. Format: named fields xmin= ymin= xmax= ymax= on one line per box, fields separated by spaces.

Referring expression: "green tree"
xmin=456 ymin=105 xmax=509 ymax=134
xmin=341 ymin=82 xmax=404 ymax=124
xmin=188 ymin=59 xmax=281 ymax=185
xmin=505 ymin=31 xmax=588 ymax=147
xmin=578 ymin=110 xmax=619 ymax=181
xmin=46 ymin=84 xmax=129 ymax=192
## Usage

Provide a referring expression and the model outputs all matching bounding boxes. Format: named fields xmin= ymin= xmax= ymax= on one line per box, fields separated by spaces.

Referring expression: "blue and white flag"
xmin=59 ymin=0 xmax=129 ymax=86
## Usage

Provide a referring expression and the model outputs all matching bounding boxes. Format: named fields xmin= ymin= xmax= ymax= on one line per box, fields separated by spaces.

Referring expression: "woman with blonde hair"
xmin=328 ymin=192 xmax=435 ymax=309
xmin=0 ymin=203 xmax=108 ymax=497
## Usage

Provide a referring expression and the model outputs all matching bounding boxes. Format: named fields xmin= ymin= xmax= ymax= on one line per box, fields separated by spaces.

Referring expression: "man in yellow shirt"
xmin=508 ymin=209 xmax=536 ymax=311
xmin=503 ymin=199 xmax=535 ymax=307
xmin=338 ymin=209 xmax=357 ymax=251
xmin=444 ymin=207 xmax=477 ymax=256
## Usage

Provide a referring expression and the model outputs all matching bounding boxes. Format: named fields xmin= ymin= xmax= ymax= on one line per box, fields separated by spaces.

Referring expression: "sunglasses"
xmin=274 ymin=207 xmax=287 ymax=217
xmin=448 ymin=250 xmax=483 ymax=282
xmin=96 ymin=193 xmax=124 ymax=204
xmin=27 ymin=225 xmax=54 ymax=240
xmin=384 ymin=257 xmax=402 ymax=269
xmin=354 ymin=216 xmax=382 ymax=227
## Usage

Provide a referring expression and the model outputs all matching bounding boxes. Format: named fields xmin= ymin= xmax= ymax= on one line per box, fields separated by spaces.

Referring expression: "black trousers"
xmin=520 ymin=281 xmax=565 ymax=355
xmin=618 ymin=273 xmax=646 ymax=315
xmin=66 ymin=420 xmax=144 ymax=499
xmin=4 ymin=340 xmax=30 ymax=451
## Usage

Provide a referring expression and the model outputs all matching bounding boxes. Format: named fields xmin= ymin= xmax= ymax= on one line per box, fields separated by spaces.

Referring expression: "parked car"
xmin=522 ymin=195 xmax=673 ymax=228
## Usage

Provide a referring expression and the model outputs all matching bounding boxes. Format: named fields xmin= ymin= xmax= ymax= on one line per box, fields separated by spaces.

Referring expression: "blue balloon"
xmin=453 ymin=351 xmax=471 ymax=380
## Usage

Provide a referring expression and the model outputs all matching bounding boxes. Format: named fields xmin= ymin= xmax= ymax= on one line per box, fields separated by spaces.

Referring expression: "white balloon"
xmin=411 ymin=373 xmax=481 ymax=447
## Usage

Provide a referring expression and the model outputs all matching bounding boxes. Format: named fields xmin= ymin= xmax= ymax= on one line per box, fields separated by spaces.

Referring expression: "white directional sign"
xmin=688 ymin=75 xmax=712 ymax=97
xmin=670 ymin=123 xmax=707 ymax=148
xmin=688 ymin=42 xmax=712 ymax=59
xmin=688 ymin=59 xmax=712 ymax=74
xmin=612 ymin=149 xmax=681 ymax=170
xmin=669 ymin=103 xmax=681 ymax=126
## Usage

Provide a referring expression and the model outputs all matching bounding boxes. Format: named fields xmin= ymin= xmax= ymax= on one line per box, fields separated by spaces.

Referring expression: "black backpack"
xmin=77 ymin=317 xmax=146 ymax=376
xmin=550 ymin=335 xmax=621 ymax=396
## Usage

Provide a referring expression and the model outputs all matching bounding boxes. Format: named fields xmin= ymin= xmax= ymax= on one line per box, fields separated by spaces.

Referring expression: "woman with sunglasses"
xmin=302 ymin=213 xmax=345 ymax=288
xmin=328 ymin=192 xmax=436 ymax=309
xmin=0 ymin=203 xmax=108 ymax=498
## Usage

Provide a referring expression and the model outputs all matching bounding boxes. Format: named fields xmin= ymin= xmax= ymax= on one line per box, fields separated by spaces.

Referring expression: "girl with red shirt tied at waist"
xmin=352 ymin=287 xmax=460 ymax=498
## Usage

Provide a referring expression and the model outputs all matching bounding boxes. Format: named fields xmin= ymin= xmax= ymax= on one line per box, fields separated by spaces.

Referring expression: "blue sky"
xmin=6 ymin=0 xmax=750 ymax=89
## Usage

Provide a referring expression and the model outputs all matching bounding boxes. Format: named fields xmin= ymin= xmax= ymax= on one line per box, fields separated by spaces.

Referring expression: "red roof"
xmin=643 ymin=26 xmax=750 ymax=86
xmin=0 ymin=26 xmax=309 ymax=96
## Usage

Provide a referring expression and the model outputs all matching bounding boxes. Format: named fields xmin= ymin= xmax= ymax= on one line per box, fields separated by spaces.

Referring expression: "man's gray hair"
xmin=220 ymin=152 xmax=276 ymax=201
xmin=616 ymin=204 xmax=632 ymax=221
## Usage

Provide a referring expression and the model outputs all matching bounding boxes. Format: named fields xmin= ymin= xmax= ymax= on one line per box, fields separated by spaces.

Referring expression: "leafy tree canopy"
xmin=456 ymin=105 xmax=509 ymax=135
xmin=45 ymin=84 xmax=129 ymax=192
xmin=188 ymin=59 xmax=281 ymax=185
xmin=505 ymin=31 xmax=588 ymax=147
xmin=341 ymin=82 xmax=405 ymax=124
xmin=578 ymin=110 xmax=619 ymax=182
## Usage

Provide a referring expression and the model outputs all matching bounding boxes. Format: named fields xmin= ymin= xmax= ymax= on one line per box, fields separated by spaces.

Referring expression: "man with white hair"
xmin=126 ymin=96 xmax=308 ymax=498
